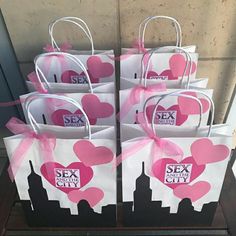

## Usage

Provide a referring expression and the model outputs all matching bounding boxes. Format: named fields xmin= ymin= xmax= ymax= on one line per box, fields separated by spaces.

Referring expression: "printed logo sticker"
xmin=55 ymin=168 xmax=81 ymax=188
xmin=155 ymin=110 xmax=177 ymax=125
xmin=164 ymin=163 xmax=193 ymax=184
xmin=149 ymin=75 xmax=168 ymax=80
xmin=63 ymin=114 xmax=85 ymax=127
xmin=70 ymin=74 xmax=87 ymax=84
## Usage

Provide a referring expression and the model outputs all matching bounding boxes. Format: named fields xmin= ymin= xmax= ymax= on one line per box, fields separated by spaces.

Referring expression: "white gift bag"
xmin=119 ymin=48 xmax=213 ymax=126
xmin=47 ymin=16 xmax=115 ymax=83
xmin=27 ymin=52 xmax=115 ymax=94
xmin=121 ymin=46 xmax=206 ymax=90
xmin=4 ymin=94 xmax=117 ymax=227
xmin=121 ymin=16 xmax=198 ymax=81
xmin=120 ymin=93 xmax=232 ymax=226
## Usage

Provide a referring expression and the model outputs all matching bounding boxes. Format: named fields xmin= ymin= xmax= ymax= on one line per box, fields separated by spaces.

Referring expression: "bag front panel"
xmin=120 ymin=53 xmax=198 ymax=81
xmin=119 ymin=89 xmax=213 ymax=126
xmin=121 ymin=136 xmax=231 ymax=226
xmin=4 ymin=136 xmax=116 ymax=226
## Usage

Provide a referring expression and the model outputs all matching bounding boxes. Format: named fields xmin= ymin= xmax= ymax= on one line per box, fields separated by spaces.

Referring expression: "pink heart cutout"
xmin=173 ymin=181 xmax=211 ymax=202
xmin=73 ymin=140 xmax=114 ymax=166
xmin=147 ymin=70 xmax=178 ymax=80
xmin=68 ymin=187 xmax=104 ymax=207
xmin=191 ymin=138 xmax=230 ymax=165
xmin=81 ymin=94 xmax=114 ymax=118
xmin=61 ymin=70 xmax=99 ymax=84
xmin=51 ymin=109 xmax=97 ymax=126
xmin=40 ymin=162 xmax=93 ymax=194
xmin=146 ymin=105 xmax=188 ymax=126
xmin=169 ymin=54 xmax=196 ymax=77
xmin=152 ymin=156 xmax=205 ymax=189
xmin=178 ymin=92 xmax=210 ymax=115
xmin=87 ymin=56 xmax=114 ymax=78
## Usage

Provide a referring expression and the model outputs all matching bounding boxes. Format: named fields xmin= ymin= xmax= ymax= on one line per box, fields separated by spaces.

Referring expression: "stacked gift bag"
xmin=119 ymin=16 xmax=232 ymax=226
xmin=3 ymin=15 xmax=233 ymax=229
xmin=4 ymin=17 xmax=117 ymax=227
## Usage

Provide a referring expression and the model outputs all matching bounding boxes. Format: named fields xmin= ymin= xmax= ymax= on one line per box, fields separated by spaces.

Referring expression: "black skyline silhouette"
xmin=21 ymin=161 xmax=116 ymax=227
xmin=123 ymin=162 xmax=218 ymax=227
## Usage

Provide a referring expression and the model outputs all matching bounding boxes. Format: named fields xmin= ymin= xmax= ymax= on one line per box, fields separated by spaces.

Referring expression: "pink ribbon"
xmin=6 ymin=117 xmax=56 ymax=181
xmin=43 ymin=42 xmax=72 ymax=53
xmin=116 ymin=112 xmax=184 ymax=172
xmin=118 ymin=83 xmax=166 ymax=121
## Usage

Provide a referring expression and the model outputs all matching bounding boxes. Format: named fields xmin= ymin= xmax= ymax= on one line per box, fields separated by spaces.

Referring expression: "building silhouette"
xmin=21 ymin=161 xmax=116 ymax=227
xmin=123 ymin=162 xmax=217 ymax=227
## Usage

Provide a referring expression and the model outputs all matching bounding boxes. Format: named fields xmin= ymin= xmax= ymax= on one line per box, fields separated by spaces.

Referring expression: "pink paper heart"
xmin=152 ymin=156 xmax=205 ymax=189
xmin=87 ymin=56 xmax=114 ymax=78
xmin=177 ymin=92 xmax=210 ymax=115
xmin=73 ymin=140 xmax=114 ymax=166
xmin=68 ymin=187 xmax=104 ymax=207
xmin=191 ymin=138 xmax=230 ymax=165
xmin=61 ymin=70 xmax=99 ymax=84
xmin=169 ymin=54 xmax=196 ymax=77
xmin=40 ymin=162 xmax=93 ymax=193
xmin=146 ymin=105 xmax=188 ymax=126
xmin=51 ymin=109 xmax=97 ymax=126
xmin=81 ymin=94 xmax=114 ymax=118
xmin=147 ymin=70 xmax=178 ymax=80
xmin=173 ymin=181 xmax=211 ymax=202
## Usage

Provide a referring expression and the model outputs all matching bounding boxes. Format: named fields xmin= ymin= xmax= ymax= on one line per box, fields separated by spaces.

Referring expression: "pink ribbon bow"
xmin=6 ymin=117 xmax=56 ymax=181
xmin=43 ymin=42 xmax=72 ymax=53
xmin=118 ymin=82 xmax=166 ymax=121
xmin=116 ymin=112 xmax=184 ymax=173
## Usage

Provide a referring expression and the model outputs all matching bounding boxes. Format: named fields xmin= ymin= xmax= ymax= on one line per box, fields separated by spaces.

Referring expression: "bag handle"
xmin=49 ymin=16 xmax=95 ymax=55
xmin=138 ymin=16 xmax=182 ymax=52
xmin=140 ymin=46 xmax=192 ymax=88
xmin=34 ymin=52 xmax=94 ymax=93
xmin=24 ymin=93 xmax=92 ymax=139
xmin=143 ymin=89 xmax=214 ymax=137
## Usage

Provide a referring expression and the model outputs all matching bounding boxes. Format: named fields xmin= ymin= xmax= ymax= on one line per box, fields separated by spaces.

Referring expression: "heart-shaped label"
xmin=191 ymin=138 xmax=230 ymax=165
xmin=51 ymin=109 xmax=97 ymax=126
xmin=87 ymin=56 xmax=114 ymax=78
xmin=147 ymin=70 xmax=178 ymax=80
xmin=73 ymin=140 xmax=114 ymax=166
xmin=178 ymin=92 xmax=210 ymax=115
xmin=81 ymin=94 xmax=114 ymax=118
xmin=68 ymin=187 xmax=104 ymax=207
xmin=169 ymin=54 xmax=196 ymax=77
xmin=173 ymin=181 xmax=211 ymax=202
xmin=40 ymin=162 xmax=93 ymax=193
xmin=146 ymin=105 xmax=188 ymax=126
xmin=61 ymin=70 xmax=99 ymax=84
xmin=152 ymin=156 xmax=205 ymax=189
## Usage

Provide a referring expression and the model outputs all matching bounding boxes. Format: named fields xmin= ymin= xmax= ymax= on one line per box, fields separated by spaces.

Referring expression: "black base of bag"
xmin=122 ymin=200 xmax=217 ymax=227
xmin=21 ymin=163 xmax=116 ymax=227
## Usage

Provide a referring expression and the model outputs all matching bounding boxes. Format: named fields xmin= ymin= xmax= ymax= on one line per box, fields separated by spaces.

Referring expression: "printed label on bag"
xmin=149 ymin=75 xmax=168 ymax=80
xmin=54 ymin=168 xmax=81 ymax=188
xmin=155 ymin=110 xmax=177 ymax=125
xmin=164 ymin=164 xmax=193 ymax=184
xmin=63 ymin=114 xmax=85 ymax=127
xmin=70 ymin=74 xmax=87 ymax=84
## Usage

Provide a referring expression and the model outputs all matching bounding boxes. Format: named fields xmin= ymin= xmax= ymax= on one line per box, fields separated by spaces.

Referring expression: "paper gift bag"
xmin=47 ymin=16 xmax=115 ymax=83
xmin=120 ymin=93 xmax=232 ymax=226
xmin=119 ymin=77 xmax=213 ymax=126
xmin=121 ymin=16 xmax=198 ymax=81
xmin=121 ymin=46 xmax=205 ymax=90
xmin=27 ymin=52 xmax=115 ymax=94
xmin=20 ymin=90 xmax=116 ymax=127
xmin=4 ymin=94 xmax=117 ymax=227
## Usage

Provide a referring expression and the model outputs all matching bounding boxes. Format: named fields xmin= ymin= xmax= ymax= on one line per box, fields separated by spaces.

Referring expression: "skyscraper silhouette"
xmin=21 ymin=161 xmax=116 ymax=227
xmin=123 ymin=162 xmax=217 ymax=227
